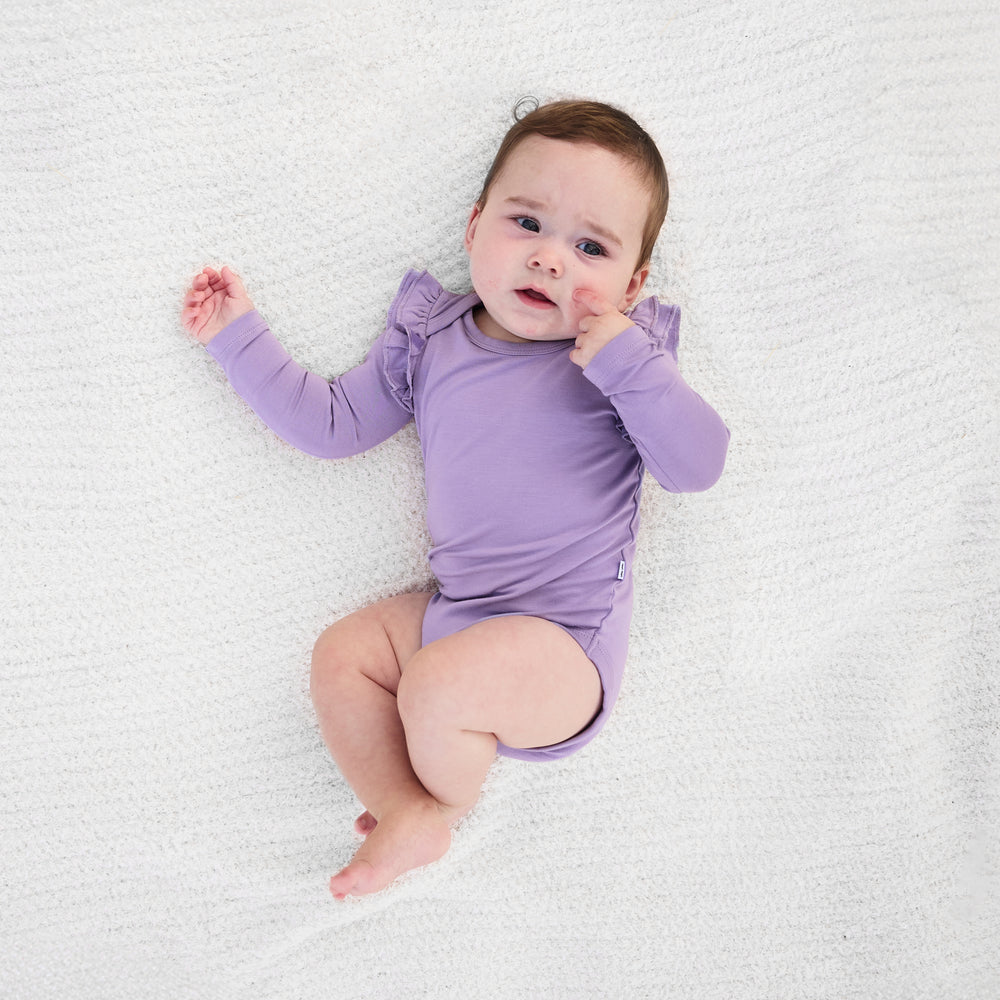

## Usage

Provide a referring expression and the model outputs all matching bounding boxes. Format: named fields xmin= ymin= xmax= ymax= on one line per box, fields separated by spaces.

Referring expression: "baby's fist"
xmin=182 ymin=266 xmax=254 ymax=346
xmin=568 ymin=289 xmax=633 ymax=369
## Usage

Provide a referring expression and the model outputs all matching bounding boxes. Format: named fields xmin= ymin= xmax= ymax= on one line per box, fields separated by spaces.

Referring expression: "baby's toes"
xmin=354 ymin=811 xmax=377 ymax=837
xmin=329 ymin=858 xmax=380 ymax=900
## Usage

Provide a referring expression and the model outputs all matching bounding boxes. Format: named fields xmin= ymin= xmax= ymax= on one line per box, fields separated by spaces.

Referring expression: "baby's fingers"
xmin=182 ymin=287 xmax=207 ymax=309
xmin=573 ymin=287 xmax=616 ymax=317
xmin=219 ymin=265 xmax=247 ymax=297
xmin=180 ymin=305 xmax=203 ymax=334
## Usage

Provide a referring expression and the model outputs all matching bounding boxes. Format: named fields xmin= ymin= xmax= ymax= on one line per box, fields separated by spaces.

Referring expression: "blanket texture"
xmin=2 ymin=1 xmax=997 ymax=997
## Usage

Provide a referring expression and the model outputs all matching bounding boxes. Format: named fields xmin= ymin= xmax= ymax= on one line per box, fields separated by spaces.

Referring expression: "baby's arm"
xmin=182 ymin=266 xmax=255 ymax=345
xmin=183 ymin=269 xmax=412 ymax=459
xmin=575 ymin=292 xmax=729 ymax=493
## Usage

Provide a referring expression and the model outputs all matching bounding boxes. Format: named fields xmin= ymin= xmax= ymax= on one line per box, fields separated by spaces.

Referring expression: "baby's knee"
xmin=396 ymin=647 xmax=465 ymax=729
xmin=309 ymin=621 xmax=355 ymax=698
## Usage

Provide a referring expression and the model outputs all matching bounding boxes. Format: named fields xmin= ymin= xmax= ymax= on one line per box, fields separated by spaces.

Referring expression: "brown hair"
xmin=476 ymin=98 xmax=669 ymax=271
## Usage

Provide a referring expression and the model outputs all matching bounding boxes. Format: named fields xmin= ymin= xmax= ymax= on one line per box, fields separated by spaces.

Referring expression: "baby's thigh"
xmin=312 ymin=591 xmax=434 ymax=695
xmin=404 ymin=615 xmax=602 ymax=751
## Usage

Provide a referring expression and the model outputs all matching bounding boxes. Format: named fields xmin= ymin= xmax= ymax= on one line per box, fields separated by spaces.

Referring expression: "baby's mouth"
xmin=516 ymin=287 xmax=556 ymax=308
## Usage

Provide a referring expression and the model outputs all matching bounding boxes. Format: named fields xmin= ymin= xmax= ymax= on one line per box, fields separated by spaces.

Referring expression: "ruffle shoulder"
xmin=626 ymin=295 xmax=681 ymax=362
xmin=382 ymin=269 xmax=478 ymax=412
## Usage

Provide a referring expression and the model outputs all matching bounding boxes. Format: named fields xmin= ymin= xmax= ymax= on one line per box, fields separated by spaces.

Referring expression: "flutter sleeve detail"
xmin=382 ymin=269 xmax=445 ymax=413
xmin=584 ymin=299 xmax=730 ymax=493
xmin=626 ymin=295 xmax=680 ymax=362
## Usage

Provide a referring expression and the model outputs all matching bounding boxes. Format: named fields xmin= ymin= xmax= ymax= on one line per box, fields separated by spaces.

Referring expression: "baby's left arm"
xmin=579 ymin=305 xmax=730 ymax=493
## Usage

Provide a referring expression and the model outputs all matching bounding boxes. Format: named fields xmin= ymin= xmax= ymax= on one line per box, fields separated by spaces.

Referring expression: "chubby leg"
xmin=311 ymin=600 xmax=602 ymax=899
xmin=311 ymin=591 xmax=451 ymax=899
xmin=397 ymin=616 xmax=602 ymax=812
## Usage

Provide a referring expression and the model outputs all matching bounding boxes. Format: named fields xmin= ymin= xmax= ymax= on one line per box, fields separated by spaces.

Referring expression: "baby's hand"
xmin=568 ymin=289 xmax=635 ymax=369
xmin=181 ymin=266 xmax=255 ymax=346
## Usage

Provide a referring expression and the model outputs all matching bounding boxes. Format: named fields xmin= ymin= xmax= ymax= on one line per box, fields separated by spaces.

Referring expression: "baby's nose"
xmin=529 ymin=243 xmax=564 ymax=277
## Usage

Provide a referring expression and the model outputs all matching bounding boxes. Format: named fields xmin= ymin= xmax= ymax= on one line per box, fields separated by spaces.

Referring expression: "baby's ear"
xmin=464 ymin=204 xmax=483 ymax=253
xmin=619 ymin=265 xmax=650 ymax=311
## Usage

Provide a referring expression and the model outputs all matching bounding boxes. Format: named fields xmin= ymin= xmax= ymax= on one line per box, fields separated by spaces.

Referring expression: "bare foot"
xmin=353 ymin=802 xmax=474 ymax=838
xmin=330 ymin=800 xmax=452 ymax=900
xmin=353 ymin=810 xmax=377 ymax=837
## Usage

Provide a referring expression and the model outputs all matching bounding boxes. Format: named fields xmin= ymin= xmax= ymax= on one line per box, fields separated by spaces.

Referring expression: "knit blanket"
xmin=2 ymin=1 xmax=997 ymax=997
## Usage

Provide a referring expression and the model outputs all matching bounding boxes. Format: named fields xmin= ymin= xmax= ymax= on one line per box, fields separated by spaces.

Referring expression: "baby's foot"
xmin=330 ymin=800 xmax=451 ymax=900
xmin=354 ymin=811 xmax=377 ymax=837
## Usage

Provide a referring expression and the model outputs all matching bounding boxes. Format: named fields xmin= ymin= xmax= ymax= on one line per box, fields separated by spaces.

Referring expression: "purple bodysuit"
xmin=206 ymin=270 xmax=729 ymax=760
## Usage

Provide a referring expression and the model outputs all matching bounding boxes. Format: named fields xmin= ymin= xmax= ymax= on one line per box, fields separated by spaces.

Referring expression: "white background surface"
xmin=2 ymin=2 xmax=997 ymax=997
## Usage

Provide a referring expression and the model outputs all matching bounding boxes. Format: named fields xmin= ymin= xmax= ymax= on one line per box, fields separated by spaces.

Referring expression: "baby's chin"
xmin=474 ymin=299 xmax=578 ymax=344
xmin=506 ymin=313 xmax=581 ymax=343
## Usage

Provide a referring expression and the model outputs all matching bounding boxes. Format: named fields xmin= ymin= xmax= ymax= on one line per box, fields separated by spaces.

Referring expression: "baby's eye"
xmin=514 ymin=216 xmax=540 ymax=233
xmin=578 ymin=240 xmax=606 ymax=257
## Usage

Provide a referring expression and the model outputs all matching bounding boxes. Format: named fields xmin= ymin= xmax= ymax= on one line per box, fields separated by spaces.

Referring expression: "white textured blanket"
xmin=2 ymin=2 xmax=997 ymax=997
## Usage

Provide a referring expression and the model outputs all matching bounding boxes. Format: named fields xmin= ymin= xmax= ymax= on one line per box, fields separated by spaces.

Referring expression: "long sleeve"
xmin=205 ymin=310 xmax=412 ymax=459
xmin=583 ymin=324 xmax=730 ymax=493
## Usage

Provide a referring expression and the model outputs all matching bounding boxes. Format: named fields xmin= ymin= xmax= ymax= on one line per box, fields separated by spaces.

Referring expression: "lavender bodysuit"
xmin=206 ymin=270 xmax=729 ymax=760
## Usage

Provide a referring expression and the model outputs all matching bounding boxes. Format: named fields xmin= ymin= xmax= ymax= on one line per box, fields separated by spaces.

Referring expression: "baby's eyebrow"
xmin=581 ymin=220 xmax=624 ymax=250
xmin=504 ymin=195 xmax=547 ymax=212
xmin=503 ymin=196 xmax=624 ymax=250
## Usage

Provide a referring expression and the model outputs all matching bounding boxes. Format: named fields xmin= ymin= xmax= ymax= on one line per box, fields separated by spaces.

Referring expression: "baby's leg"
xmin=350 ymin=614 xmax=601 ymax=842
xmin=312 ymin=602 xmax=601 ymax=899
xmin=397 ymin=616 xmax=602 ymax=811
xmin=312 ymin=592 xmax=474 ymax=899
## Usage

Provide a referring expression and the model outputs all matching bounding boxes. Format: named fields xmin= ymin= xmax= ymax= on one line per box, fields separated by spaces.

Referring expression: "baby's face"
xmin=464 ymin=135 xmax=651 ymax=343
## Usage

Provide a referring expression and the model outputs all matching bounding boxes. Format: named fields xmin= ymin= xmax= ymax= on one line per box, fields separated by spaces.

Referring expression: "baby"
xmin=182 ymin=99 xmax=729 ymax=899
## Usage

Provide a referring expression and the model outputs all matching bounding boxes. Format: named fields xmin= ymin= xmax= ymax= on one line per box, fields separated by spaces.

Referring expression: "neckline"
xmin=462 ymin=309 xmax=574 ymax=356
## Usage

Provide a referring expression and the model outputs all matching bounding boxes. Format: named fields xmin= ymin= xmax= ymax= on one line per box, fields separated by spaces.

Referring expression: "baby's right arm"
xmin=182 ymin=266 xmax=255 ymax=345
xmin=184 ymin=268 xmax=412 ymax=459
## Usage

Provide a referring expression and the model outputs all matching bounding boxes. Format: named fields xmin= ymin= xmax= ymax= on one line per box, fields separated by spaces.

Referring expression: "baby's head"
xmin=476 ymin=99 xmax=669 ymax=272
xmin=464 ymin=98 xmax=669 ymax=343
